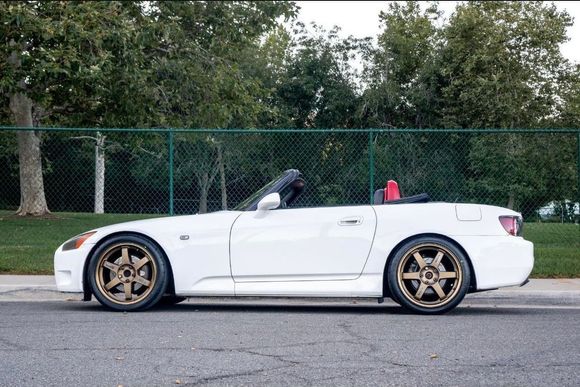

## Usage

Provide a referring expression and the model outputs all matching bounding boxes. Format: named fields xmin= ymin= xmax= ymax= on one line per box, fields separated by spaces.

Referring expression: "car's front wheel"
xmin=387 ymin=237 xmax=470 ymax=314
xmin=88 ymin=234 xmax=169 ymax=311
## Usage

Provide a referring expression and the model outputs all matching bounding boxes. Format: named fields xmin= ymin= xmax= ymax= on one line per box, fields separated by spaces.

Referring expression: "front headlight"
xmin=62 ymin=231 xmax=96 ymax=251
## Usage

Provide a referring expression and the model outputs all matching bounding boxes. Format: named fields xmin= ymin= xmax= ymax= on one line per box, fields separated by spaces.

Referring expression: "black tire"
xmin=88 ymin=234 xmax=169 ymax=311
xmin=387 ymin=236 xmax=470 ymax=314
xmin=386 ymin=288 xmax=402 ymax=306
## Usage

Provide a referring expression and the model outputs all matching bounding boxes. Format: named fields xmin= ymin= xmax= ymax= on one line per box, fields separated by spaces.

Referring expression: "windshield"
xmin=234 ymin=173 xmax=286 ymax=211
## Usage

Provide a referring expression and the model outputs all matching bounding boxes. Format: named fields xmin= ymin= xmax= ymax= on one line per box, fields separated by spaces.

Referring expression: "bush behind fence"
xmin=0 ymin=128 xmax=578 ymax=228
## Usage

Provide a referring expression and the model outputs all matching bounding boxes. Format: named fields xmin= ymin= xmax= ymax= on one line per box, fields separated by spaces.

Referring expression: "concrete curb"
xmin=0 ymin=275 xmax=56 ymax=296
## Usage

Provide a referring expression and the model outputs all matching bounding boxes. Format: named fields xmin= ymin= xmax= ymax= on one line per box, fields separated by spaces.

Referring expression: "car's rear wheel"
xmin=88 ymin=234 xmax=169 ymax=311
xmin=387 ymin=237 xmax=470 ymax=314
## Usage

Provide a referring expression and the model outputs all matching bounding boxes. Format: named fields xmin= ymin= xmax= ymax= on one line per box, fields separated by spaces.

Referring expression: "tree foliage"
xmin=0 ymin=1 xmax=578 ymax=216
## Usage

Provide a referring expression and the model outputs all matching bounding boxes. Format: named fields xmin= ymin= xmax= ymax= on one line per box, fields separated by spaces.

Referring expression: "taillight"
xmin=499 ymin=216 xmax=523 ymax=236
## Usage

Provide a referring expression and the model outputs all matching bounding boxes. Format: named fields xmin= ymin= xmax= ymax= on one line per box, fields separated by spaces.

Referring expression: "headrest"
xmin=384 ymin=180 xmax=401 ymax=201
xmin=373 ymin=189 xmax=384 ymax=205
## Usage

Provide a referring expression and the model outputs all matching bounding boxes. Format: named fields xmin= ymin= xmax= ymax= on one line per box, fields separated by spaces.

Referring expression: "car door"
xmin=230 ymin=206 xmax=377 ymax=282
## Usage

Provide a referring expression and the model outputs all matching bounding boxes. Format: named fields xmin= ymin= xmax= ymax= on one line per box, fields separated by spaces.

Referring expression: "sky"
xmin=294 ymin=1 xmax=580 ymax=65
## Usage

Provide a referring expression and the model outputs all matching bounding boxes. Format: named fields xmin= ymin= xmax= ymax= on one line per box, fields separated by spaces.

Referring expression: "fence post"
xmin=577 ymin=130 xmax=580 ymax=222
xmin=368 ymin=130 xmax=375 ymax=204
xmin=168 ymin=129 xmax=174 ymax=216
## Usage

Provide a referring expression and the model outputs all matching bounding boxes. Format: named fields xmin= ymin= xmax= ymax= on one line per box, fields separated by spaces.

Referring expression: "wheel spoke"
xmin=413 ymin=252 xmax=427 ymax=269
xmin=103 ymin=261 xmax=119 ymax=273
xmin=123 ymin=282 xmax=132 ymax=300
xmin=415 ymin=283 xmax=428 ymax=299
xmin=402 ymin=272 xmax=420 ymax=280
xmin=439 ymin=271 xmax=457 ymax=279
xmin=105 ymin=277 xmax=121 ymax=290
xmin=121 ymin=247 xmax=131 ymax=265
xmin=432 ymin=251 xmax=444 ymax=268
xmin=133 ymin=275 xmax=151 ymax=287
xmin=432 ymin=283 xmax=446 ymax=300
xmin=133 ymin=257 xmax=150 ymax=271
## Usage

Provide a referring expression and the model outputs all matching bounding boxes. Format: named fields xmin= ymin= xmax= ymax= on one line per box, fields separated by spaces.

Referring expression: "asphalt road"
xmin=0 ymin=298 xmax=579 ymax=386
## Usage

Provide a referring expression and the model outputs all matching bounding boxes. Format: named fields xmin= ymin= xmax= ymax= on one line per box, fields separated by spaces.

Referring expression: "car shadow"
xmin=154 ymin=303 xmax=553 ymax=316
xmin=57 ymin=299 xmax=555 ymax=316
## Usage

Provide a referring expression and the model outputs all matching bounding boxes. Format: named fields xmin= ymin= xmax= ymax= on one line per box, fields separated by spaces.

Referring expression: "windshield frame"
xmin=234 ymin=169 xmax=302 ymax=211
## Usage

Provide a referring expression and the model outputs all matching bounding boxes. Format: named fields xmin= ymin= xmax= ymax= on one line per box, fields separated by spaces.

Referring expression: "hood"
xmin=81 ymin=210 xmax=242 ymax=246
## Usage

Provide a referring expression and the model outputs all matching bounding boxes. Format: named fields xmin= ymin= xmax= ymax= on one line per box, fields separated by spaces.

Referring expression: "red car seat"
xmin=373 ymin=179 xmax=430 ymax=205
xmin=384 ymin=180 xmax=401 ymax=201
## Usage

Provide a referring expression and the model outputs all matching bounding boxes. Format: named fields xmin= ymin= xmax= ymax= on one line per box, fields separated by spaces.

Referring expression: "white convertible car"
xmin=54 ymin=169 xmax=533 ymax=314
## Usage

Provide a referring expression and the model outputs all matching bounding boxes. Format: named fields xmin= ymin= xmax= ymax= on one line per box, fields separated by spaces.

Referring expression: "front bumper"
xmin=519 ymin=278 xmax=530 ymax=287
xmin=53 ymin=243 xmax=95 ymax=292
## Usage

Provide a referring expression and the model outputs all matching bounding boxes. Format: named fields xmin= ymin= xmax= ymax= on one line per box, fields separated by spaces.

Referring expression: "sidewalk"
xmin=0 ymin=275 xmax=56 ymax=289
xmin=0 ymin=275 xmax=579 ymax=303
xmin=467 ymin=277 xmax=580 ymax=303
xmin=0 ymin=275 xmax=63 ymax=301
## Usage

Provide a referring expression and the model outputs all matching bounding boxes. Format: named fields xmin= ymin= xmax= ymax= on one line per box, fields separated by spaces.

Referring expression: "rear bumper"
xmin=451 ymin=236 xmax=534 ymax=291
xmin=53 ymin=243 xmax=94 ymax=293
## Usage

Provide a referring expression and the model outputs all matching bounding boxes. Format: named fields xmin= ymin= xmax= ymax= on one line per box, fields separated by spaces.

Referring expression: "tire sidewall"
xmin=387 ymin=237 xmax=471 ymax=314
xmin=88 ymin=234 xmax=169 ymax=311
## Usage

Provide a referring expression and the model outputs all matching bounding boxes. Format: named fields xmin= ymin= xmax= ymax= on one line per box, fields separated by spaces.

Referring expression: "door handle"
xmin=338 ymin=216 xmax=363 ymax=226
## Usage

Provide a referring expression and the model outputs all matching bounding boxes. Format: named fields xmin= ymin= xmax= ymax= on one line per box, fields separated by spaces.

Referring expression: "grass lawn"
xmin=524 ymin=223 xmax=580 ymax=278
xmin=0 ymin=211 xmax=159 ymax=274
xmin=0 ymin=210 xmax=578 ymax=277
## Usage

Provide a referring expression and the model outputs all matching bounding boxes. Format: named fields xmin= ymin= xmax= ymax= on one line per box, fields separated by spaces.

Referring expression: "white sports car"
xmin=54 ymin=169 xmax=534 ymax=314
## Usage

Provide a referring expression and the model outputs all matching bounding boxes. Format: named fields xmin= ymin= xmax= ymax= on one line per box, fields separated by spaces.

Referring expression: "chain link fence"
xmin=1 ymin=128 xmax=579 ymax=227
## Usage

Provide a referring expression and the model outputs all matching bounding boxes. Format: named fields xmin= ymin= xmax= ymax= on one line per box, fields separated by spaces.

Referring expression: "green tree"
xmin=131 ymin=1 xmax=297 ymax=213
xmin=440 ymin=1 xmax=572 ymax=128
xmin=275 ymin=23 xmax=361 ymax=129
xmin=439 ymin=1 xmax=575 ymax=211
xmin=271 ymin=23 xmax=368 ymax=204
xmin=1 ymin=1 xmax=296 ymax=215
xmin=362 ymin=1 xmax=442 ymax=128
xmin=0 ymin=1 xmax=155 ymax=215
xmin=361 ymin=2 xmax=466 ymax=199
xmin=557 ymin=65 xmax=580 ymax=128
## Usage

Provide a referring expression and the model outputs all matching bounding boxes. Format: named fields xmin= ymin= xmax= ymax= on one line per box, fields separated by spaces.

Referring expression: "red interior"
xmin=384 ymin=180 xmax=401 ymax=201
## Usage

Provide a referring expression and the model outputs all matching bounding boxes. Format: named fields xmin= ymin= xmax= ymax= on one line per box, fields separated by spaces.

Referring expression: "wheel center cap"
xmin=419 ymin=266 xmax=440 ymax=285
xmin=118 ymin=264 xmax=135 ymax=282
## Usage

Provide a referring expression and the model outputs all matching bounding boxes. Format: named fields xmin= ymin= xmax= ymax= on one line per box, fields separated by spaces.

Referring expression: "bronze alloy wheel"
xmin=396 ymin=243 xmax=463 ymax=308
xmin=94 ymin=242 xmax=158 ymax=305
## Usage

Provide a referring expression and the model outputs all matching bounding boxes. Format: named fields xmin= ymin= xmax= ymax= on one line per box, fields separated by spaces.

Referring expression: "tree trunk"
xmin=217 ymin=144 xmax=227 ymax=210
xmin=196 ymin=142 xmax=220 ymax=214
xmin=507 ymin=192 xmax=515 ymax=210
xmin=198 ymin=172 xmax=209 ymax=214
xmin=94 ymin=132 xmax=106 ymax=214
xmin=9 ymin=92 xmax=49 ymax=216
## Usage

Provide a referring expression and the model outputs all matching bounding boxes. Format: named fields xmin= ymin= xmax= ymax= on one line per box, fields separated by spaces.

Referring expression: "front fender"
xmin=55 ymin=211 xmax=242 ymax=297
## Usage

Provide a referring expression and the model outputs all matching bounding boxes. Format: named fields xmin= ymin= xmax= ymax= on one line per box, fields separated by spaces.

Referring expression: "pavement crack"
xmin=337 ymin=321 xmax=387 ymax=364
xmin=196 ymin=346 xmax=302 ymax=366
xmin=184 ymin=363 xmax=296 ymax=385
xmin=0 ymin=336 xmax=29 ymax=351
xmin=153 ymin=346 xmax=303 ymax=384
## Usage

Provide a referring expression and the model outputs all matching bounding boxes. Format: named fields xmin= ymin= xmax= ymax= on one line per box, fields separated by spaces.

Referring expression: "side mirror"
xmin=257 ymin=193 xmax=280 ymax=211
